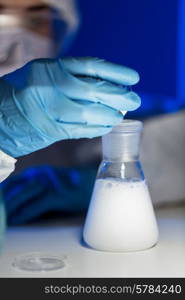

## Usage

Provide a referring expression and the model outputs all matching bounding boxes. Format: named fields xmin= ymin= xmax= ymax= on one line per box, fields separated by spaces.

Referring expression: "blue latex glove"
xmin=1 ymin=165 xmax=97 ymax=225
xmin=0 ymin=57 xmax=140 ymax=157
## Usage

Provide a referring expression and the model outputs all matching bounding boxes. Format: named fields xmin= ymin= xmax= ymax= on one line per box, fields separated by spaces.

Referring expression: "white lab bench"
xmin=0 ymin=206 xmax=185 ymax=278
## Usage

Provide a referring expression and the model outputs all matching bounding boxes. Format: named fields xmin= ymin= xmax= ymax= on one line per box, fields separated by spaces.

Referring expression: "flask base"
xmin=83 ymin=237 xmax=159 ymax=253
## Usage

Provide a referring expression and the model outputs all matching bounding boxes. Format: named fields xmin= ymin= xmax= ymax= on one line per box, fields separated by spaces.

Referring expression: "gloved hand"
xmin=0 ymin=57 xmax=140 ymax=157
xmin=2 ymin=165 xmax=97 ymax=225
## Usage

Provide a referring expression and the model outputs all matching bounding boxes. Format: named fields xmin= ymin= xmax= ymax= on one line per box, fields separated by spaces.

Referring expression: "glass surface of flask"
xmin=83 ymin=120 xmax=159 ymax=252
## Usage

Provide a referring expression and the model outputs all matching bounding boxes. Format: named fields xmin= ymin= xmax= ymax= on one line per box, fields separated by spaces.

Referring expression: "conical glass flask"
xmin=83 ymin=120 xmax=159 ymax=252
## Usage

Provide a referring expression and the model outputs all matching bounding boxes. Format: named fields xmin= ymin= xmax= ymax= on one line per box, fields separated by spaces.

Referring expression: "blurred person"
xmin=0 ymin=0 xmax=141 ymax=228
xmin=0 ymin=0 xmax=79 ymax=76
xmin=2 ymin=0 xmax=183 ymax=227
xmin=0 ymin=0 xmax=140 ymax=182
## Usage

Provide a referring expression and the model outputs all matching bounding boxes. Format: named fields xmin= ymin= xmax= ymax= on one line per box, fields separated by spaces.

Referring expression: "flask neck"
xmin=102 ymin=120 xmax=142 ymax=162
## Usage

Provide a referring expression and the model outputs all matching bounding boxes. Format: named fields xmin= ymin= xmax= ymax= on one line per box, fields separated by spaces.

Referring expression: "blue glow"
xmin=177 ymin=0 xmax=185 ymax=99
xmin=69 ymin=170 xmax=81 ymax=185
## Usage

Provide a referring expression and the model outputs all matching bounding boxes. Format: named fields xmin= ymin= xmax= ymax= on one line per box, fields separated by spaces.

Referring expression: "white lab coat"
xmin=0 ymin=150 xmax=16 ymax=182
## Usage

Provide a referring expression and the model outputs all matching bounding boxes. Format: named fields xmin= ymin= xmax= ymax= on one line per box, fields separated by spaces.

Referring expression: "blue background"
xmin=67 ymin=0 xmax=185 ymax=117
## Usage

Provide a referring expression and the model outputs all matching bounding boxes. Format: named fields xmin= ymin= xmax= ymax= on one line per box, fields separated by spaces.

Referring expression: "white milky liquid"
xmin=83 ymin=178 xmax=159 ymax=252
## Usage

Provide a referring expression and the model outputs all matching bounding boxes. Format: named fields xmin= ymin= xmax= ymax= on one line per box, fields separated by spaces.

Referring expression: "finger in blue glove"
xmin=0 ymin=57 xmax=140 ymax=157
